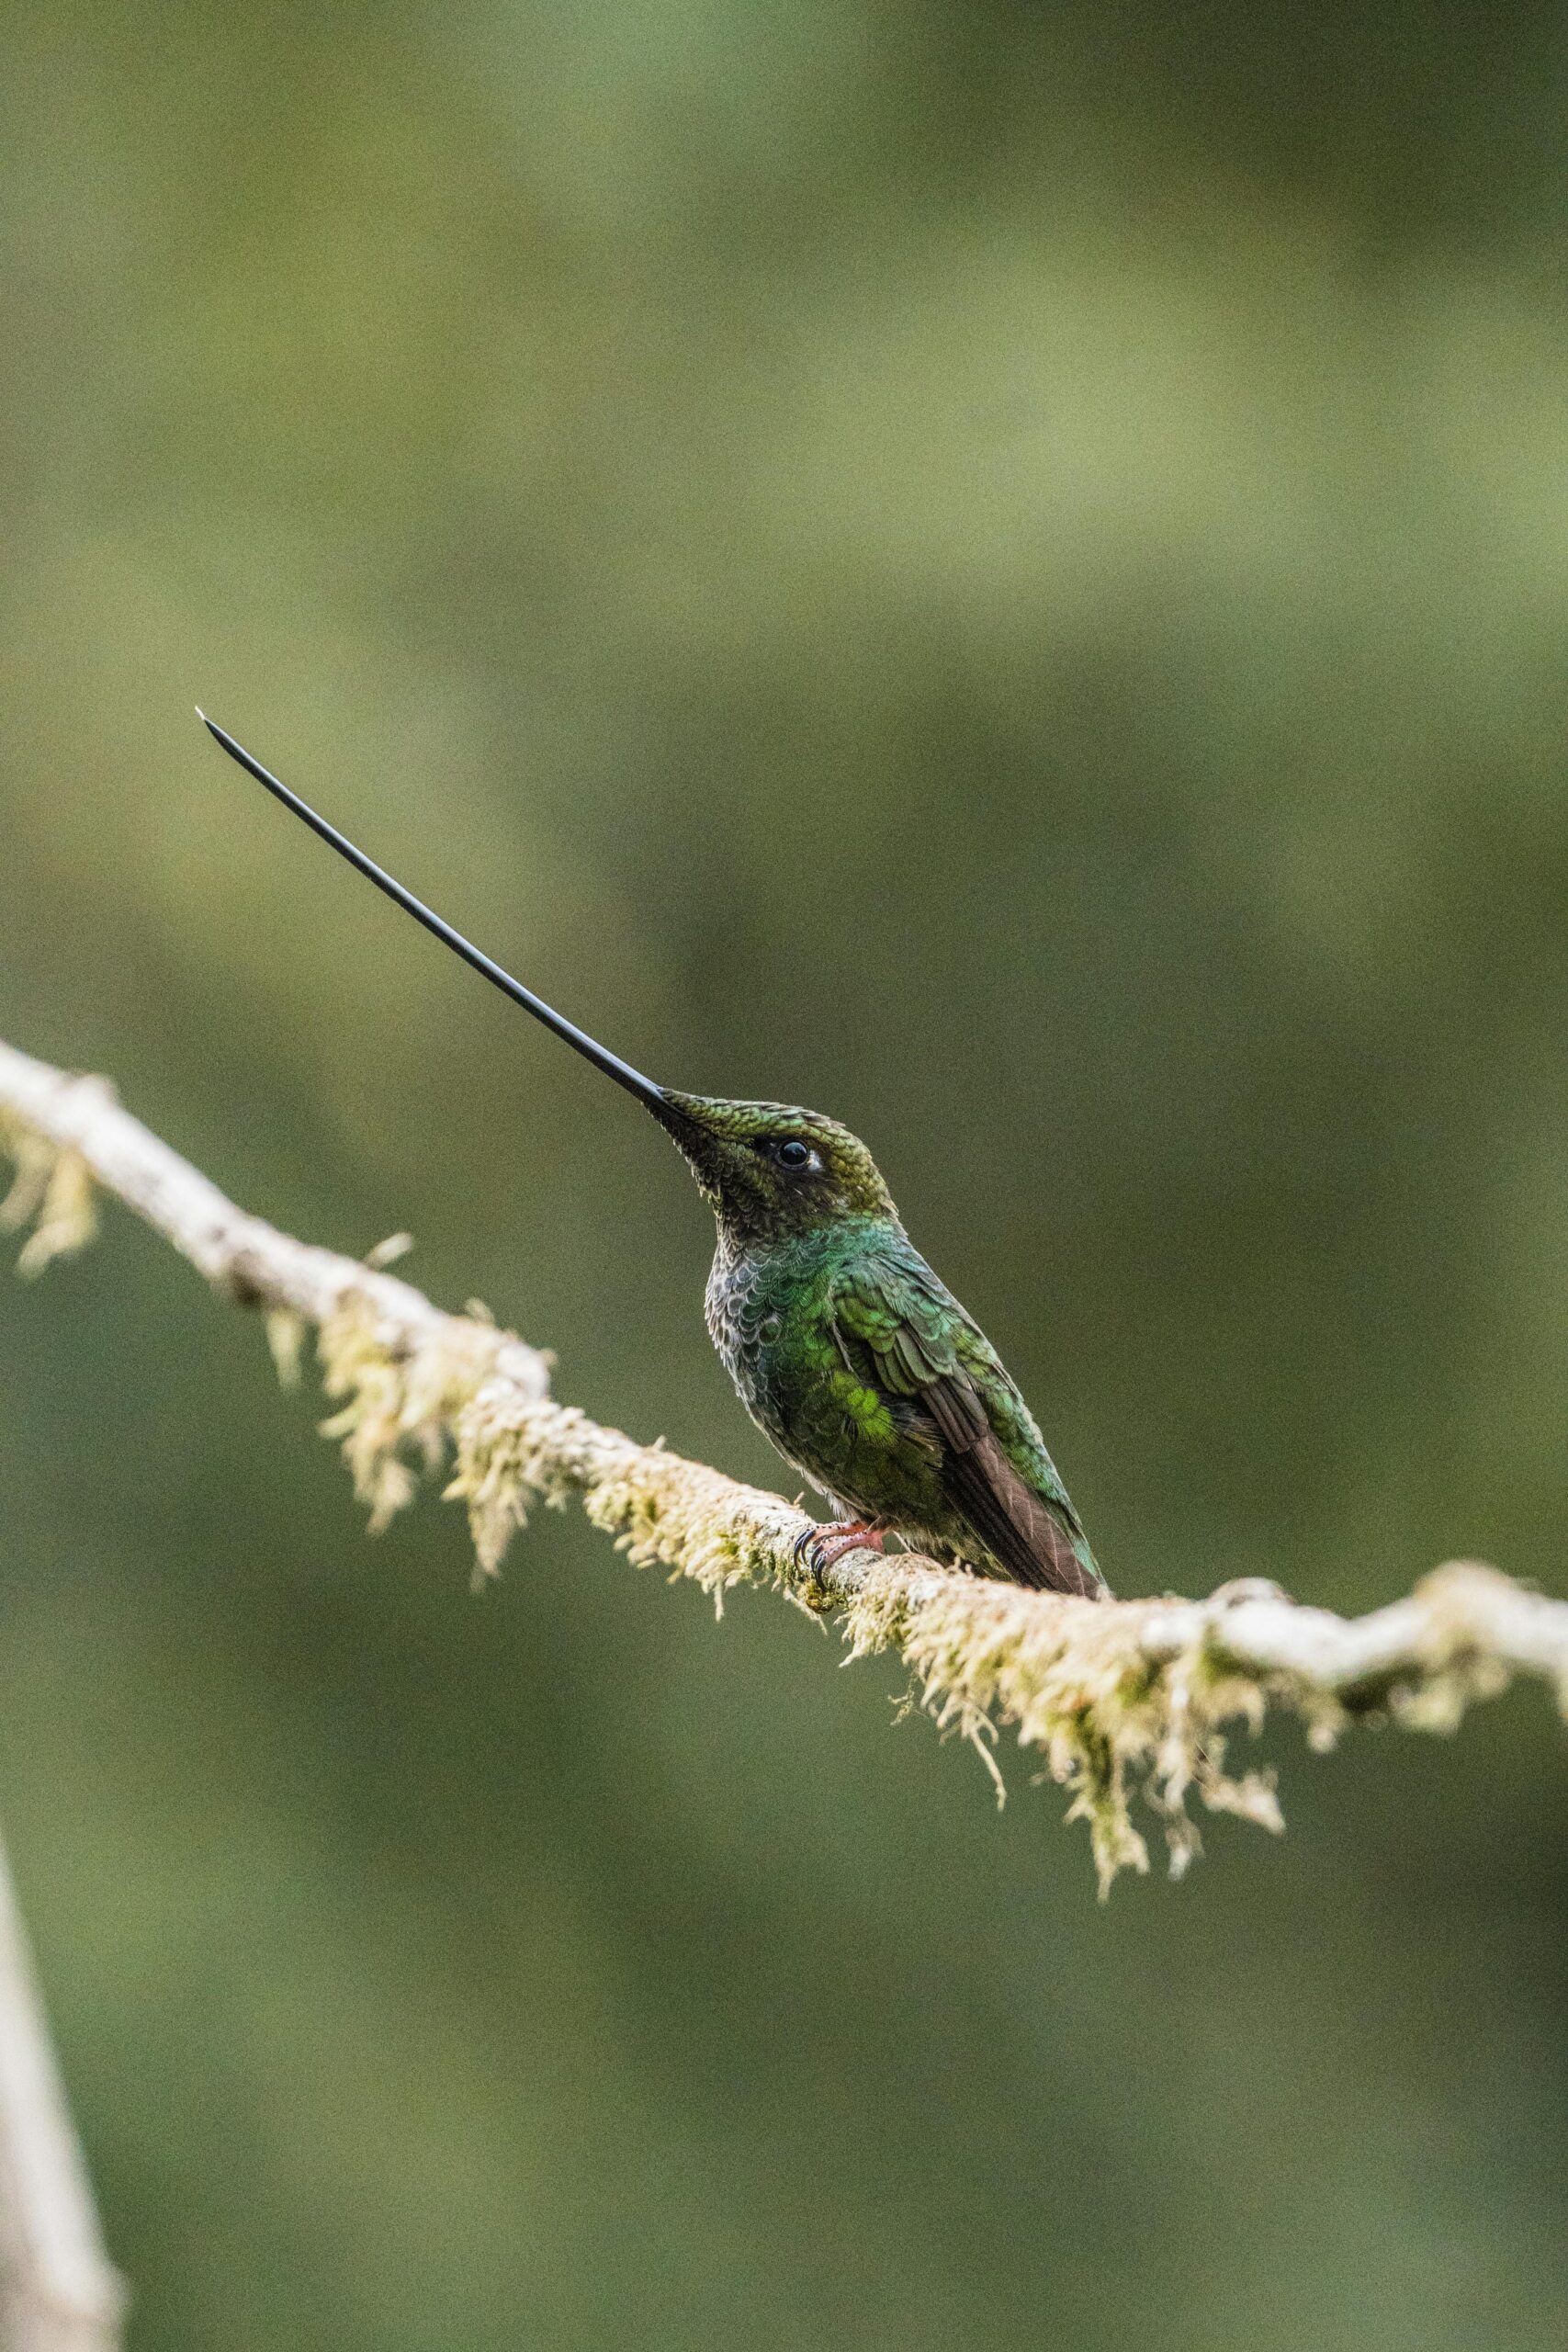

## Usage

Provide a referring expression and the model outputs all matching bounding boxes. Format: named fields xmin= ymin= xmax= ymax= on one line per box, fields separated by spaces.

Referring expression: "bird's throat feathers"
xmin=650 ymin=1091 xmax=899 ymax=1245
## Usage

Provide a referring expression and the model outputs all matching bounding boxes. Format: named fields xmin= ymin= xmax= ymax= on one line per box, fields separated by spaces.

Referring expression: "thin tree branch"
xmin=3 ymin=1036 xmax=1565 ymax=1889
xmin=0 ymin=1823 xmax=124 ymax=2351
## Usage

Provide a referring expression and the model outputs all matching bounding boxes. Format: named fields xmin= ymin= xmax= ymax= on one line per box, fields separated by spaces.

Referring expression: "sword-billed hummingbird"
xmin=201 ymin=717 xmax=1106 ymax=1598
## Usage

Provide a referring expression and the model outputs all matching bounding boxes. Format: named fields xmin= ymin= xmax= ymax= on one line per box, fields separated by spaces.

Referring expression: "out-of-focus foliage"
xmin=2 ymin=4 xmax=1565 ymax=2345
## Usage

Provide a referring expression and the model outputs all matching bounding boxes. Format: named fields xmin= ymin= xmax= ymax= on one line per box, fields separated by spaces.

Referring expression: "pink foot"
xmin=797 ymin=1521 xmax=887 ymax=1572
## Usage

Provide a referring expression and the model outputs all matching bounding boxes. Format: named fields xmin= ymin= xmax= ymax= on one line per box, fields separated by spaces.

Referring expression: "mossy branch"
xmin=4 ymin=1038 xmax=1565 ymax=1892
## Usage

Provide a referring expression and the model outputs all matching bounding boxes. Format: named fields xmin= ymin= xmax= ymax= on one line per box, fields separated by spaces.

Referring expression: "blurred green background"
xmin=3 ymin=2 xmax=1566 ymax=2345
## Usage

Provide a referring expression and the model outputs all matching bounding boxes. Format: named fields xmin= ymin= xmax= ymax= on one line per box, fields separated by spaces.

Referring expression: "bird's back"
xmin=707 ymin=1220 xmax=1104 ymax=1596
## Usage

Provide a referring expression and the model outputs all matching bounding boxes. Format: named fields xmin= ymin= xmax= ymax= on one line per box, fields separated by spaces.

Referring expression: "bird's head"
xmin=649 ymin=1093 xmax=897 ymax=1243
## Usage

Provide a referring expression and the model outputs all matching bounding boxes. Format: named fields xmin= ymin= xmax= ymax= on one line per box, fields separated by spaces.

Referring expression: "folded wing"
xmin=830 ymin=1252 xmax=1101 ymax=1598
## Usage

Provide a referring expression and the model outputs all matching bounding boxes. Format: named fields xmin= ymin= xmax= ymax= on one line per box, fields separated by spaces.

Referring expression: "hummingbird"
xmin=201 ymin=717 xmax=1107 ymax=1599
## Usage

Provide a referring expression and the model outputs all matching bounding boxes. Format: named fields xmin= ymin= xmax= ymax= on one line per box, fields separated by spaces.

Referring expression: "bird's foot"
xmin=795 ymin=1521 xmax=887 ymax=1576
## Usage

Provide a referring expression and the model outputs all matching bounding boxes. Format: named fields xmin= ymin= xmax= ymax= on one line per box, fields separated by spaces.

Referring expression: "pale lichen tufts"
xmin=313 ymin=1293 xmax=513 ymax=1540
xmin=1 ymin=1115 xmax=100 ymax=1276
xmin=838 ymin=1565 xmax=1286 ymax=1892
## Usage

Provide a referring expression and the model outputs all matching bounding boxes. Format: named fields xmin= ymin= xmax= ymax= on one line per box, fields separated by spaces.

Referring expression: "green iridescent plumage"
xmin=654 ymin=1093 xmax=1105 ymax=1596
xmin=201 ymin=719 xmax=1107 ymax=1599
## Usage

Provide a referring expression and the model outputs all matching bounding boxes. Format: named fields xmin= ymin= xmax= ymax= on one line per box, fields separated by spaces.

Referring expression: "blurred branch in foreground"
xmin=3 ymin=1037 xmax=1565 ymax=1893
xmin=0 ymin=1824 xmax=124 ymax=2351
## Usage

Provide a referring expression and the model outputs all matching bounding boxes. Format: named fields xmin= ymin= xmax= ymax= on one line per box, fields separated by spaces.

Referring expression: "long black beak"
xmin=200 ymin=712 xmax=676 ymax=1118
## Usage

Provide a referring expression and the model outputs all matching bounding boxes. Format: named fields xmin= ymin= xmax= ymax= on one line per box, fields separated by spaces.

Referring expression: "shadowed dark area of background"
xmin=3 ymin=4 xmax=1566 ymax=2345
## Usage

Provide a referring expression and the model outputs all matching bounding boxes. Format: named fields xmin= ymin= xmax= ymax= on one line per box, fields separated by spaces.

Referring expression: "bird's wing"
xmin=829 ymin=1252 xmax=1100 ymax=1597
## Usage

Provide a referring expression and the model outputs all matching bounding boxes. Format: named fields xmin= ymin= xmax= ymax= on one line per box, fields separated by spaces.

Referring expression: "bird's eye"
xmin=775 ymin=1137 xmax=813 ymax=1170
